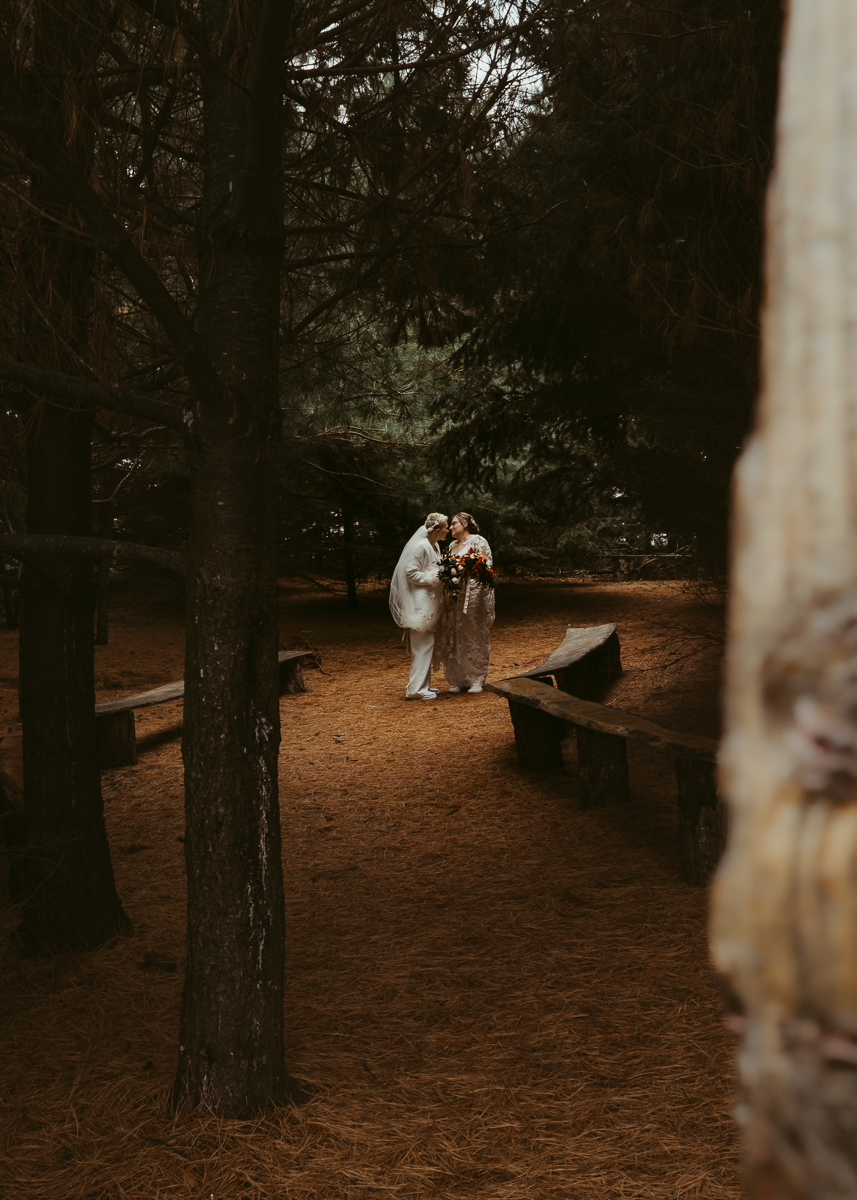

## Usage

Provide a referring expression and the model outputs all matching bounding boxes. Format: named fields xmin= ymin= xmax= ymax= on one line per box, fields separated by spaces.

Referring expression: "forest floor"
xmin=0 ymin=574 xmax=739 ymax=1200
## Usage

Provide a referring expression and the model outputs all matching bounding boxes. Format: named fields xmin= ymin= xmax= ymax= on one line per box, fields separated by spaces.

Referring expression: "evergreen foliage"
xmin=433 ymin=0 xmax=783 ymax=572
xmin=279 ymin=326 xmax=451 ymax=587
xmin=0 ymin=1 xmax=783 ymax=587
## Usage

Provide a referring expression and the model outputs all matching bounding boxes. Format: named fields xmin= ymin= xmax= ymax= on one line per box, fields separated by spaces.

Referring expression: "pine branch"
xmin=285 ymin=22 xmax=539 ymax=81
xmin=0 ymin=359 xmax=186 ymax=431
xmin=102 ymin=111 xmax=201 ymax=164
xmin=125 ymin=0 xmax=211 ymax=49
xmin=126 ymin=0 xmax=254 ymax=97
xmin=0 ymin=533 xmax=185 ymax=575
xmin=0 ymin=53 xmax=224 ymax=409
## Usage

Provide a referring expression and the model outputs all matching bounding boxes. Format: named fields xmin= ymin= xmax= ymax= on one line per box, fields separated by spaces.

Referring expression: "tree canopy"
xmin=431 ymin=0 xmax=782 ymax=573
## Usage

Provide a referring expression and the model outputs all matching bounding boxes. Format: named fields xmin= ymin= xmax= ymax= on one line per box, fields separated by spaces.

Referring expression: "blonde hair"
xmin=425 ymin=512 xmax=448 ymax=532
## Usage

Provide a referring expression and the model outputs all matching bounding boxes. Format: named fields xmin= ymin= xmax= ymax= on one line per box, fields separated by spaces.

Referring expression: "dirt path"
xmin=0 ymin=576 xmax=738 ymax=1199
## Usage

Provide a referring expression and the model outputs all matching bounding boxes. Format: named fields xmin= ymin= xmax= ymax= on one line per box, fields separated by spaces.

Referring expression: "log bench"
xmin=503 ymin=622 xmax=624 ymax=775
xmin=487 ymin=670 xmax=725 ymax=887
xmin=516 ymin=622 xmax=623 ymax=702
xmin=96 ymin=649 xmax=314 ymax=769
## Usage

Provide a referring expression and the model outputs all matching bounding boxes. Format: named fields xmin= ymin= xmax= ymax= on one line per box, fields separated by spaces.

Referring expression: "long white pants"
xmin=406 ymin=629 xmax=435 ymax=697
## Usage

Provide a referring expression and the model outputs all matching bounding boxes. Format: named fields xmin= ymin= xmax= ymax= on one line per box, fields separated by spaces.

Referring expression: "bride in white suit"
xmin=388 ymin=513 xmax=448 ymax=700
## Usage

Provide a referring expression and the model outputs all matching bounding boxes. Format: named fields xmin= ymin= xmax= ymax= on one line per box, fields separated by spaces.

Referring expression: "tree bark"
xmin=14 ymin=5 xmax=129 ymax=954
xmin=710 ymin=3 xmax=857 ymax=1193
xmin=94 ymin=501 xmax=113 ymax=646
xmin=97 ymin=709 xmax=138 ymax=770
xmin=2 ymin=575 xmax=18 ymax=629
xmin=18 ymin=407 xmax=130 ymax=952
xmin=171 ymin=0 xmax=294 ymax=1115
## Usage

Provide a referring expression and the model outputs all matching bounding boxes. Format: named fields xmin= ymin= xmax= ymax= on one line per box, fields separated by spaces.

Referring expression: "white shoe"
xmin=447 ymin=686 xmax=462 ymax=693
xmin=406 ymin=689 xmax=437 ymax=701
xmin=466 ymin=683 xmax=483 ymax=694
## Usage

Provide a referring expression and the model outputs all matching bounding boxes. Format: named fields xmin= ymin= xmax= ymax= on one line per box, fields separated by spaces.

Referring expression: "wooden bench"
xmin=97 ymin=649 xmax=315 ymax=768
xmin=516 ymin=622 xmax=623 ymax=702
xmin=501 ymin=623 xmax=623 ymax=774
xmin=487 ymin=632 xmax=725 ymax=886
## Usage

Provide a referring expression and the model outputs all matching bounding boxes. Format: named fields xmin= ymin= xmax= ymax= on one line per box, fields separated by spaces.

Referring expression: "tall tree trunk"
xmin=710 ymin=3 xmax=857 ymax=1194
xmin=172 ymin=0 xmax=293 ymax=1114
xmin=18 ymin=408 xmax=128 ymax=952
xmin=94 ymin=500 xmax=113 ymax=646
xmin=15 ymin=4 xmax=128 ymax=954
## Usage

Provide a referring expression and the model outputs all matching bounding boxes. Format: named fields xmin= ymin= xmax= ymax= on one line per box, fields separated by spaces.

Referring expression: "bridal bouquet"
xmin=438 ymin=547 xmax=494 ymax=607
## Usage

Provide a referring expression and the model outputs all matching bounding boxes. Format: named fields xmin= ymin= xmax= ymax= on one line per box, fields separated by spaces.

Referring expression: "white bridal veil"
xmin=389 ymin=525 xmax=431 ymax=630
xmin=389 ymin=517 xmax=445 ymax=631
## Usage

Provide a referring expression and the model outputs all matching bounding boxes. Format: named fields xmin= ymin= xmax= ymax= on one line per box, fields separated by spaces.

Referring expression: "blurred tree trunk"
xmin=711 ymin=2 xmax=857 ymax=1194
xmin=15 ymin=4 xmax=128 ymax=953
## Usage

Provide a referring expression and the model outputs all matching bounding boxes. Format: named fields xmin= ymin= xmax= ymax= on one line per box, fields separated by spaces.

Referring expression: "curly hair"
xmin=424 ymin=512 xmax=448 ymax=532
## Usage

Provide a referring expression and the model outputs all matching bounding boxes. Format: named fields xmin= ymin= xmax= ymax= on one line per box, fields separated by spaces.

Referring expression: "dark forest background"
xmin=0 ymin=0 xmax=782 ymax=594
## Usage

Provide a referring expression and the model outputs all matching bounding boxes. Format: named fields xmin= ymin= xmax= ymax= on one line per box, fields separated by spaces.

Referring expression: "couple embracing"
xmin=389 ymin=511 xmax=495 ymax=701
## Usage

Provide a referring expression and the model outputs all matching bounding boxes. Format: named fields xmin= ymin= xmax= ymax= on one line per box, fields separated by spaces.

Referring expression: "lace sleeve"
xmin=473 ymin=535 xmax=493 ymax=567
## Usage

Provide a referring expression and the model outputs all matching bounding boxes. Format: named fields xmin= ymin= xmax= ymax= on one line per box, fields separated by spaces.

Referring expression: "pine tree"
xmin=0 ymin=0 xmax=542 ymax=1114
xmin=435 ymin=0 xmax=783 ymax=571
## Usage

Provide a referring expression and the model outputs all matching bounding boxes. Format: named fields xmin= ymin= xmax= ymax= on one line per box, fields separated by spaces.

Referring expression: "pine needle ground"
xmin=0 ymin=577 xmax=739 ymax=1199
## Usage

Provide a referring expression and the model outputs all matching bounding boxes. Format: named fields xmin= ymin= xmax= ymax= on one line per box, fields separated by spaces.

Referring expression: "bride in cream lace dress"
xmin=433 ymin=512 xmax=495 ymax=694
